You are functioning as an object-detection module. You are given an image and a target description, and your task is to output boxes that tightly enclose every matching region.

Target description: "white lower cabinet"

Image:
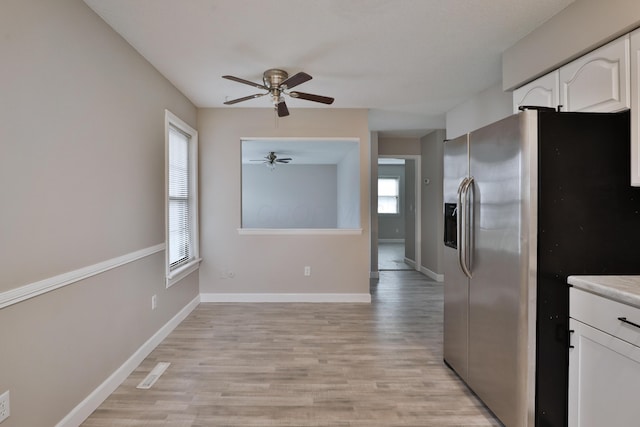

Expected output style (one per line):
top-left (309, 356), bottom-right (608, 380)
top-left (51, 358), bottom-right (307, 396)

top-left (569, 288), bottom-right (640, 427)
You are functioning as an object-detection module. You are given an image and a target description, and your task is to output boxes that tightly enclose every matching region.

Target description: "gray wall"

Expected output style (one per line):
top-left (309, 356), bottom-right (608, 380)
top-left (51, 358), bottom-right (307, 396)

top-left (421, 130), bottom-right (446, 278)
top-left (446, 81), bottom-right (513, 139)
top-left (503, 0), bottom-right (640, 90)
top-left (369, 132), bottom-right (379, 276)
top-left (337, 144), bottom-right (361, 229)
top-left (198, 108), bottom-right (371, 297)
top-left (404, 160), bottom-right (417, 262)
top-left (378, 164), bottom-right (406, 240)
top-left (242, 164), bottom-right (338, 228)
top-left (0, 0), bottom-right (199, 426)
top-left (379, 136), bottom-right (421, 156)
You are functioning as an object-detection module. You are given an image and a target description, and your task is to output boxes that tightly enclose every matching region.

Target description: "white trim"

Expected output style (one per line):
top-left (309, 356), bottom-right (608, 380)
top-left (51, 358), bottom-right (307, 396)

top-left (404, 257), bottom-right (417, 269)
top-left (237, 228), bottom-right (363, 235)
top-left (200, 293), bottom-right (371, 303)
top-left (56, 295), bottom-right (200, 427)
top-left (0, 244), bottom-right (165, 310)
top-left (166, 258), bottom-right (202, 287)
top-left (378, 238), bottom-right (405, 243)
top-left (165, 110), bottom-right (199, 289)
top-left (374, 154), bottom-right (422, 277)
top-left (420, 266), bottom-right (445, 282)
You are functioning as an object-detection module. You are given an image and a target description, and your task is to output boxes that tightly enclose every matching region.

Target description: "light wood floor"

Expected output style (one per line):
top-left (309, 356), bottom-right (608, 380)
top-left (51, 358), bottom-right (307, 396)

top-left (82, 271), bottom-right (501, 426)
top-left (378, 242), bottom-right (413, 271)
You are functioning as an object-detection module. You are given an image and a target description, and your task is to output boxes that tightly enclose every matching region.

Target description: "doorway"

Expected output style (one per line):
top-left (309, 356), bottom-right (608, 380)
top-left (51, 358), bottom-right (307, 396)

top-left (377, 156), bottom-right (421, 272)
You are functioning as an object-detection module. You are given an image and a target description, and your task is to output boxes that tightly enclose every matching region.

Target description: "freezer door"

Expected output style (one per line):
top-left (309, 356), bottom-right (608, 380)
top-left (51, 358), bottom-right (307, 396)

top-left (443, 135), bottom-right (470, 380)
top-left (467, 113), bottom-right (536, 427)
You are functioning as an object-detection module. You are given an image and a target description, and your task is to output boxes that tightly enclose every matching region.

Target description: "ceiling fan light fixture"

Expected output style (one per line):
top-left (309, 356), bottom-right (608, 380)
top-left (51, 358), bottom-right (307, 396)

top-left (222, 68), bottom-right (334, 116)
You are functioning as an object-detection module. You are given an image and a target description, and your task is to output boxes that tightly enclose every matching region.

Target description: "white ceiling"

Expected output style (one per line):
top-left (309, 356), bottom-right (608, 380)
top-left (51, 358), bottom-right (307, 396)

top-left (83, 0), bottom-right (574, 137)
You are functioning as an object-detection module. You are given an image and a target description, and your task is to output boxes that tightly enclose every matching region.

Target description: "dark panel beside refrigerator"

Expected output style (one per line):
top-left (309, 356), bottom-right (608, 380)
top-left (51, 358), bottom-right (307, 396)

top-left (536, 109), bottom-right (640, 427)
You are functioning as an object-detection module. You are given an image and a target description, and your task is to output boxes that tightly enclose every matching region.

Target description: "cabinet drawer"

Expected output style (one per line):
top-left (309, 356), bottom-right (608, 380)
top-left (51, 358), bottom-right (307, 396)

top-left (570, 287), bottom-right (640, 346)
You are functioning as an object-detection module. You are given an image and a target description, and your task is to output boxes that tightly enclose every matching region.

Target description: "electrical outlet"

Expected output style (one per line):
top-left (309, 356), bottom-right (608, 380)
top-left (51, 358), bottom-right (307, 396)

top-left (304, 266), bottom-right (311, 276)
top-left (0, 390), bottom-right (10, 423)
top-left (151, 295), bottom-right (157, 310)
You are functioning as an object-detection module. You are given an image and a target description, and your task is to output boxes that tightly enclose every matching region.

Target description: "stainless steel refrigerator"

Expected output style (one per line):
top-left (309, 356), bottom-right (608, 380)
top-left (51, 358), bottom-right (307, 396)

top-left (443, 108), bottom-right (640, 427)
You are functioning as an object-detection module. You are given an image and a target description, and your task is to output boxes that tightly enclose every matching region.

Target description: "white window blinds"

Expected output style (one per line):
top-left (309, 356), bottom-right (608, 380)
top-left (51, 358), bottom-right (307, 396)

top-left (168, 125), bottom-right (191, 269)
top-left (378, 177), bottom-right (400, 214)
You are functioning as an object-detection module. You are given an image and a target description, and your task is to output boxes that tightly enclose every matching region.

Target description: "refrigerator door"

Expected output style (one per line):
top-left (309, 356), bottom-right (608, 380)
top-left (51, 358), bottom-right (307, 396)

top-left (467, 113), bottom-right (536, 427)
top-left (443, 135), bottom-right (470, 380)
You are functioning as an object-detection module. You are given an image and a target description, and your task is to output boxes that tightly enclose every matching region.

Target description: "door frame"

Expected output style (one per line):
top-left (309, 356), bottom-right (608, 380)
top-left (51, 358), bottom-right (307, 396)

top-left (373, 154), bottom-right (422, 274)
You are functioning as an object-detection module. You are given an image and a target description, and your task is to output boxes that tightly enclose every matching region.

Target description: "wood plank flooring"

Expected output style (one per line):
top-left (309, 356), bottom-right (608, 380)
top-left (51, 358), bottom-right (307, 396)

top-left (82, 271), bottom-right (501, 426)
top-left (378, 242), bottom-right (413, 271)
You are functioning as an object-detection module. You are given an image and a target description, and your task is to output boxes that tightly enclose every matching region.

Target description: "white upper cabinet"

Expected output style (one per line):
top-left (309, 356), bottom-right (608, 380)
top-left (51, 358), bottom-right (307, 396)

top-left (559, 35), bottom-right (630, 113)
top-left (630, 28), bottom-right (640, 186)
top-left (512, 71), bottom-right (559, 113)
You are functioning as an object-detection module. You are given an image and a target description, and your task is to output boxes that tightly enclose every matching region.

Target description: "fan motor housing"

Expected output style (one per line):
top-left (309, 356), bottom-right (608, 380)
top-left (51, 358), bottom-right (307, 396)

top-left (263, 69), bottom-right (288, 88)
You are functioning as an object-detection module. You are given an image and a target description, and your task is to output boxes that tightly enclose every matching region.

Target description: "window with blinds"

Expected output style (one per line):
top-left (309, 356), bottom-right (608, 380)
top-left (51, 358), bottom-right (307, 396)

top-left (165, 110), bottom-right (199, 286)
top-left (378, 177), bottom-right (400, 214)
top-left (168, 126), bottom-right (191, 268)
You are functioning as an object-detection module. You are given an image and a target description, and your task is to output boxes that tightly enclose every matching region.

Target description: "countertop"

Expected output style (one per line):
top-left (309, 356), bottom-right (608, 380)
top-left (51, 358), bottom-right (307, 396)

top-left (568, 276), bottom-right (640, 309)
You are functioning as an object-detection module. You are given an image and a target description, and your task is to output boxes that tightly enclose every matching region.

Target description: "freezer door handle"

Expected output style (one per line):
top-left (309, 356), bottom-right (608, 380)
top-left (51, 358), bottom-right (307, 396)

top-left (456, 178), bottom-right (468, 277)
top-left (457, 177), bottom-right (474, 279)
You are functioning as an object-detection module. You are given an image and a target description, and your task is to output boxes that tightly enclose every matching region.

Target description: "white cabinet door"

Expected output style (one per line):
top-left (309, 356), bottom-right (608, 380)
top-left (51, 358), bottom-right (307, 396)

top-left (631, 29), bottom-right (640, 186)
top-left (512, 71), bottom-right (559, 113)
top-left (568, 318), bottom-right (640, 427)
top-left (560, 35), bottom-right (630, 112)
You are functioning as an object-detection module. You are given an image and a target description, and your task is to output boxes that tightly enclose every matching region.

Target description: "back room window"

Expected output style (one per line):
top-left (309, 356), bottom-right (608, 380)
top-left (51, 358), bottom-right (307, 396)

top-left (378, 177), bottom-right (400, 214)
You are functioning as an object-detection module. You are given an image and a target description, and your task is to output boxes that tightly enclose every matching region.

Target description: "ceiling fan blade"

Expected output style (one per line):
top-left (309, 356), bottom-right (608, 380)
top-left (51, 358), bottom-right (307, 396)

top-left (223, 93), bottom-right (267, 105)
top-left (276, 158), bottom-right (292, 163)
top-left (281, 72), bottom-right (312, 89)
top-left (289, 91), bottom-right (334, 105)
top-left (277, 100), bottom-right (290, 117)
top-left (222, 75), bottom-right (268, 90)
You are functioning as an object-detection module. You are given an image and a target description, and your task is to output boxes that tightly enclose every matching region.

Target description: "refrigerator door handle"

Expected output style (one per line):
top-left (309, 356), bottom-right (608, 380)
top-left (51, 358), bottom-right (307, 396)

top-left (465, 177), bottom-right (475, 276)
top-left (456, 177), bottom-right (470, 276)
top-left (460, 177), bottom-right (474, 279)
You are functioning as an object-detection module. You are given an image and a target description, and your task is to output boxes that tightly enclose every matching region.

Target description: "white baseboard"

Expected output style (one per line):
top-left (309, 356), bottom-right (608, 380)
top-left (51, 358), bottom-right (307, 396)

top-left (200, 293), bottom-right (371, 303)
top-left (420, 266), bottom-right (444, 282)
top-left (56, 295), bottom-right (200, 427)
top-left (403, 257), bottom-right (417, 269)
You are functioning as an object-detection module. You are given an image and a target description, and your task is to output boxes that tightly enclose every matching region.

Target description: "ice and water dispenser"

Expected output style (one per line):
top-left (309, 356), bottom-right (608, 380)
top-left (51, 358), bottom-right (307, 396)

top-left (444, 203), bottom-right (457, 249)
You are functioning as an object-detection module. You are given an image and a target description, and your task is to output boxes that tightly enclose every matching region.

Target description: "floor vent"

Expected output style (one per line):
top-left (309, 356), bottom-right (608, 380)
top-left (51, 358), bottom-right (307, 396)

top-left (136, 362), bottom-right (170, 390)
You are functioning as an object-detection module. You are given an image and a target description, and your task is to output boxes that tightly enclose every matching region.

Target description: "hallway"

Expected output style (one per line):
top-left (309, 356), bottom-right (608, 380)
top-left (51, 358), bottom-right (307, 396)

top-left (378, 242), bottom-right (414, 271)
top-left (82, 271), bottom-right (500, 426)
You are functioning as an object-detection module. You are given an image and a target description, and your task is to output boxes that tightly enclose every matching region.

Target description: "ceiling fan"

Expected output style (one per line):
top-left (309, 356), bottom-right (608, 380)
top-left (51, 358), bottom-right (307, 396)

top-left (223, 69), bottom-right (334, 117)
top-left (250, 151), bottom-right (292, 169)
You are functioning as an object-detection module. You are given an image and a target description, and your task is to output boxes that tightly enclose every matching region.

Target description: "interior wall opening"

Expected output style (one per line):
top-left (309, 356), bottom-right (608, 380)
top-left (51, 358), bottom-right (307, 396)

top-left (377, 157), bottom-right (420, 271)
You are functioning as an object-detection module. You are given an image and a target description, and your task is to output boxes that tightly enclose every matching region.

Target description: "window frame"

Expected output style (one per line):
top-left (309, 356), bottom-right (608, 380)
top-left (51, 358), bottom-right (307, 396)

top-left (377, 176), bottom-right (401, 215)
top-left (165, 110), bottom-right (200, 287)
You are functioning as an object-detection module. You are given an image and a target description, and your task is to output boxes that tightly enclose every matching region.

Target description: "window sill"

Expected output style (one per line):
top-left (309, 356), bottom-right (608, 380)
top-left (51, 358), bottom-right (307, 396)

top-left (237, 228), bottom-right (363, 236)
top-left (166, 258), bottom-right (202, 288)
